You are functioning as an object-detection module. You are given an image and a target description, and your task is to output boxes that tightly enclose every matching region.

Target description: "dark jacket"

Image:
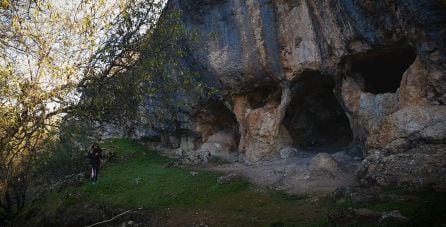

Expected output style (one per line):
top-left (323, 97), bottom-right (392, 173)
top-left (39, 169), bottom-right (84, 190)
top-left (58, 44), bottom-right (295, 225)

top-left (88, 147), bottom-right (102, 167)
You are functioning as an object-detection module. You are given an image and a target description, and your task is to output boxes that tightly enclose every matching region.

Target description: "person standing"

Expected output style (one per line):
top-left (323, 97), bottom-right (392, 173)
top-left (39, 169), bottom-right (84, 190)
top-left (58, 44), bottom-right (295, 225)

top-left (88, 143), bottom-right (102, 184)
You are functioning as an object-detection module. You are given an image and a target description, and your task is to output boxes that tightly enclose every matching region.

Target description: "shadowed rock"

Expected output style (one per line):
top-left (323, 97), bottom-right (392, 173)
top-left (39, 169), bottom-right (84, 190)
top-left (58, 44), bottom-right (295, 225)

top-left (148, 0), bottom-right (446, 188)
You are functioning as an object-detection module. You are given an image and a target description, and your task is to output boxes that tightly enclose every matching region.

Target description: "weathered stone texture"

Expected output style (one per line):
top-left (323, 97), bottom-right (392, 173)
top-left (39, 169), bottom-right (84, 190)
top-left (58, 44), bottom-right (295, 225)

top-left (162, 0), bottom-right (446, 187)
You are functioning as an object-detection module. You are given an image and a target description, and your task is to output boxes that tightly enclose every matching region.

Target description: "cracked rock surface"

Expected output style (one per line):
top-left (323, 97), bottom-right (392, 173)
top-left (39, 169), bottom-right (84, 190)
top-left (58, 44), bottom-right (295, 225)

top-left (155, 0), bottom-right (446, 188)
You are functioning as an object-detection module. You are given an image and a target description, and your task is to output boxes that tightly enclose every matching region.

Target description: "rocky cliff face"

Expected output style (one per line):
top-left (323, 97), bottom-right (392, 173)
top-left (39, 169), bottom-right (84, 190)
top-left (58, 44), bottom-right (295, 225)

top-left (161, 0), bottom-right (446, 188)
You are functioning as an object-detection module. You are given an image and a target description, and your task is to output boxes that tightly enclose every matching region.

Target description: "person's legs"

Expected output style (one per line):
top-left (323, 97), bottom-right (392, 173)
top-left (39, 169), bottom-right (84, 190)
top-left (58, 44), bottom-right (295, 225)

top-left (91, 167), bottom-right (95, 181)
top-left (95, 165), bottom-right (100, 181)
top-left (93, 167), bottom-right (98, 182)
top-left (91, 166), bottom-right (98, 183)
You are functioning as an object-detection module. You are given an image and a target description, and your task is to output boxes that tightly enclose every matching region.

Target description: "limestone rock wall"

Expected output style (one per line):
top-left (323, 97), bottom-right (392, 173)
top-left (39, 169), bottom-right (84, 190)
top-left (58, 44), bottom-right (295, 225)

top-left (163, 0), bottom-right (446, 187)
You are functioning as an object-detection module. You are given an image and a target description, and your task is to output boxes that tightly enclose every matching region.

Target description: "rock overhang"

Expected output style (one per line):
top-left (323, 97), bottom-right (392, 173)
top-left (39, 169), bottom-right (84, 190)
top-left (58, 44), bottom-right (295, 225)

top-left (158, 0), bottom-right (446, 188)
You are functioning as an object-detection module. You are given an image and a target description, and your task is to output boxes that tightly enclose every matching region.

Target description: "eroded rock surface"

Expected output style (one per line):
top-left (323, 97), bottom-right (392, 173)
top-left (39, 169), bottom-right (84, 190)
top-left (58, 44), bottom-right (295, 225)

top-left (159, 0), bottom-right (446, 188)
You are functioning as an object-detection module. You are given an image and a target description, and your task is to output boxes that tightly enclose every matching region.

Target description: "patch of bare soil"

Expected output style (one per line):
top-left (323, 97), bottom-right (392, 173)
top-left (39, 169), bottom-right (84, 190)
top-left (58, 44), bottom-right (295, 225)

top-left (203, 150), bottom-right (361, 195)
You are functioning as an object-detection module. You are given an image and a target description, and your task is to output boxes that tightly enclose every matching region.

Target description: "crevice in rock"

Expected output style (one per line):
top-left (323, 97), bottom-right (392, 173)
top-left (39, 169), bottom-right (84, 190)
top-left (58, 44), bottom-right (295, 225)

top-left (348, 47), bottom-right (416, 94)
top-left (284, 71), bottom-right (353, 150)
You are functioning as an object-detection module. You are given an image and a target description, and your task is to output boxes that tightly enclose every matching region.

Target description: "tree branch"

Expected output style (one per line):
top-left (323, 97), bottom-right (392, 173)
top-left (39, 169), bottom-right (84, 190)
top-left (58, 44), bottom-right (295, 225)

top-left (84, 210), bottom-right (131, 227)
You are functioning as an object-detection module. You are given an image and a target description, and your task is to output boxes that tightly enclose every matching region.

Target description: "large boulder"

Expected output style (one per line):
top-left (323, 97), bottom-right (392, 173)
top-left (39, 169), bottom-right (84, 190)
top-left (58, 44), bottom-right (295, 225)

top-left (199, 131), bottom-right (239, 162)
top-left (309, 153), bottom-right (343, 176)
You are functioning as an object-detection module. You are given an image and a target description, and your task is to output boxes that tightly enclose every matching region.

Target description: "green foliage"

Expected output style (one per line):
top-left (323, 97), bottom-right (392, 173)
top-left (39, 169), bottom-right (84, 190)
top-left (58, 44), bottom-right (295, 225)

top-left (34, 117), bottom-right (99, 181)
top-left (0, 0), bottom-right (173, 216)
top-left (76, 7), bottom-right (214, 133)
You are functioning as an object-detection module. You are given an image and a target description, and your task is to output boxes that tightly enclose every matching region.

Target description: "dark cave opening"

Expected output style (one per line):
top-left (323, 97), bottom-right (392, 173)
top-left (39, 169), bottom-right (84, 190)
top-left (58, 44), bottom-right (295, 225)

top-left (195, 100), bottom-right (240, 144)
top-left (284, 71), bottom-right (353, 150)
top-left (350, 47), bottom-right (416, 94)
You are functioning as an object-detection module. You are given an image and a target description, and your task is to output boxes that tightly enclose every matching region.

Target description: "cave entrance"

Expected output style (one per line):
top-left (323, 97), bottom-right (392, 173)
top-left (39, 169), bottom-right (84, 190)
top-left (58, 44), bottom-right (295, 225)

top-left (194, 100), bottom-right (240, 145)
top-left (284, 71), bottom-right (353, 150)
top-left (349, 47), bottom-right (416, 94)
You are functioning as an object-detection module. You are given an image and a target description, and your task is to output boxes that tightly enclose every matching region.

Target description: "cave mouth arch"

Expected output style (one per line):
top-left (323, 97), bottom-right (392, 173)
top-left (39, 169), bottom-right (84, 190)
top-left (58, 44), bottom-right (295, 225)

top-left (349, 47), bottom-right (416, 94)
top-left (194, 100), bottom-right (240, 145)
top-left (284, 71), bottom-right (353, 150)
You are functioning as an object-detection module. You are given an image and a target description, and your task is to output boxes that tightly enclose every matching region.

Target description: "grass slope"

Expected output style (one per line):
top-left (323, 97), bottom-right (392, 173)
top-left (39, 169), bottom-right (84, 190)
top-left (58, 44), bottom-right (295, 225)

top-left (18, 139), bottom-right (327, 226)
top-left (14, 139), bottom-right (446, 227)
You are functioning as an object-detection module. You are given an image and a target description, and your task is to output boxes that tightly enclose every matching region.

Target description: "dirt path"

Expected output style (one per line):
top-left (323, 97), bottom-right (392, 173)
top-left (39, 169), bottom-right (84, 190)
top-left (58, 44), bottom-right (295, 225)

top-left (202, 150), bottom-right (361, 194)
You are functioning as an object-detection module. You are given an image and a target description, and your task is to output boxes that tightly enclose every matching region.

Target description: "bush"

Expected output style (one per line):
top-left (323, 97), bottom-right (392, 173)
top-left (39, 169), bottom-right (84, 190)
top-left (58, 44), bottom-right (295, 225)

top-left (35, 117), bottom-right (100, 181)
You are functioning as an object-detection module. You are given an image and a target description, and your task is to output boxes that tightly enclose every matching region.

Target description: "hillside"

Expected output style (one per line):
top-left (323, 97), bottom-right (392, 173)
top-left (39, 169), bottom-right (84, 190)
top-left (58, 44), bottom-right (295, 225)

top-left (12, 139), bottom-right (446, 226)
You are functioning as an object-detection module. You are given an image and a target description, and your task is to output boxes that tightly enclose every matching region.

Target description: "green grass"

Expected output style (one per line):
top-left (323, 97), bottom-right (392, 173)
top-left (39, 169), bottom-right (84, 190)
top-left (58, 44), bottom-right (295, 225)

top-left (17, 139), bottom-right (446, 226)
top-left (46, 139), bottom-right (249, 210)
top-left (80, 157), bottom-right (249, 209)
top-left (323, 187), bottom-right (446, 227)
top-left (102, 138), bottom-right (147, 156)
top-left (23, 139), bottom-right (326, 226)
